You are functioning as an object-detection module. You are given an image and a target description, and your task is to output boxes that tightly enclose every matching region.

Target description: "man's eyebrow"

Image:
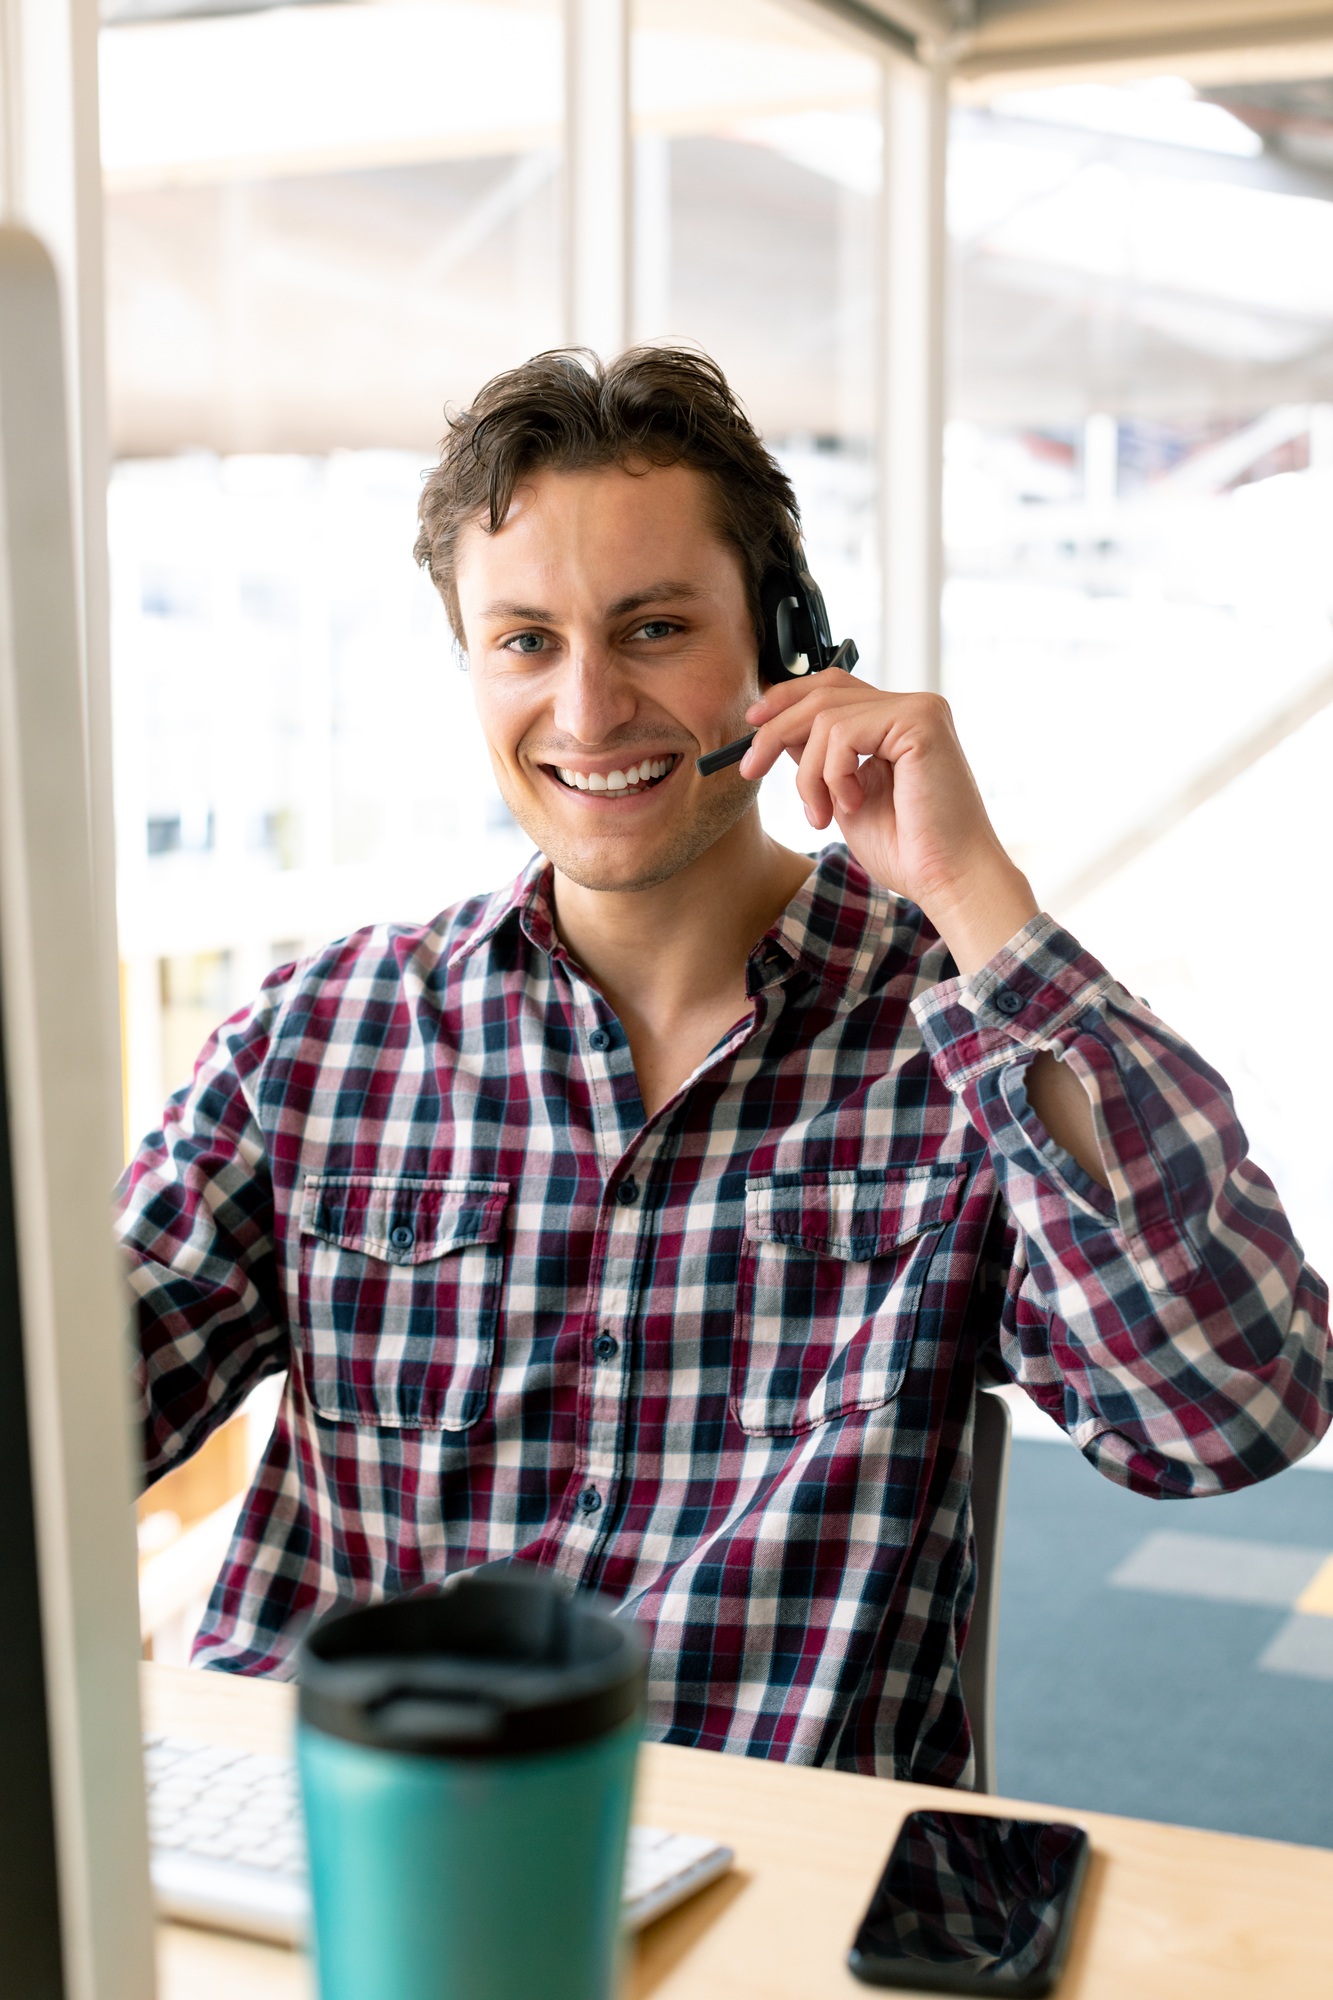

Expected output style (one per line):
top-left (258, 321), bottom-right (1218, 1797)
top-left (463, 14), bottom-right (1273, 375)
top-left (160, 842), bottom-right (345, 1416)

top-left (477, 581), bottom-right (705, 625)
top-left (607, 581), bottom-right (703, 618)
top-left (478, 599), bottom-right (552, 622)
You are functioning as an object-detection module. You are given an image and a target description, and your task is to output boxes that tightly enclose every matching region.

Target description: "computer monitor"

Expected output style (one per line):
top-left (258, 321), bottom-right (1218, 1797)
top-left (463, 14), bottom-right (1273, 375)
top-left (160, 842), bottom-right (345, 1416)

top-left (0, 225), bottom-right (154, 1999)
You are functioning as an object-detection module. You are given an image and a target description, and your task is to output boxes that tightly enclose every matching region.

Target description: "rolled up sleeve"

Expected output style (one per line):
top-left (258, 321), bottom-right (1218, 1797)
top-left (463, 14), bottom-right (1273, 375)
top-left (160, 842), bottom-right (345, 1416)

top-left (913, 913), bottom-right (1332, 1496)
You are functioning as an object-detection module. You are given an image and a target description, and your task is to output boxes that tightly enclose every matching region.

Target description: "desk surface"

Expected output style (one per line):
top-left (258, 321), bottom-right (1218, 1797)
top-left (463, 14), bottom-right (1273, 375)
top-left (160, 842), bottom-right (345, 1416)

top-left (145, 1661), bottom-right (1333, 2000)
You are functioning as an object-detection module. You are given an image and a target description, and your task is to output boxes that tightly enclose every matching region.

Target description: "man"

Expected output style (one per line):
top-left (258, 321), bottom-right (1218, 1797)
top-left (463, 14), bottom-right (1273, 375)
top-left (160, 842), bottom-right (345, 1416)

top-left (120, 347), bottom-right (1330, 1786)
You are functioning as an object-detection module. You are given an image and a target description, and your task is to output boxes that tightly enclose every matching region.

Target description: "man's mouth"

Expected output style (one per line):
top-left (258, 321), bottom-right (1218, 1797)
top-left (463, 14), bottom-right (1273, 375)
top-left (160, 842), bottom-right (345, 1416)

top-left (542, 754), bottom-right (682, 795)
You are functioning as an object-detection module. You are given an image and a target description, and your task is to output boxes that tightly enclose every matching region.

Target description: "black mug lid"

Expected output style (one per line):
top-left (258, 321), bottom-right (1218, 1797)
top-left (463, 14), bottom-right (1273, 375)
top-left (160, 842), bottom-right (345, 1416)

top-left (297, 1569), bottom-right (647, 1761)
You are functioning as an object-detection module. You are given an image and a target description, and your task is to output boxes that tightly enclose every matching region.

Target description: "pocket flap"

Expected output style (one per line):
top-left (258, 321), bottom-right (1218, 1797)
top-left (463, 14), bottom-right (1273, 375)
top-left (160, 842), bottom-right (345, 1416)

top-left (299, 1175), bottom-right (509, 1266)
top-left (744, 1163), bottom-right (965, 1261)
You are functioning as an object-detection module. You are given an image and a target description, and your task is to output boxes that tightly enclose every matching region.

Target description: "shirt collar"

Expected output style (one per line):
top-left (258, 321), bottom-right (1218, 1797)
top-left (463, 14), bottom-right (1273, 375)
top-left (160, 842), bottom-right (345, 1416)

top-left (444, 851), bottom-right (549, 971)
top-left (445, 842), bottom-right (897, 1008)
top-left (755, 844), bottom-right (900, 1006)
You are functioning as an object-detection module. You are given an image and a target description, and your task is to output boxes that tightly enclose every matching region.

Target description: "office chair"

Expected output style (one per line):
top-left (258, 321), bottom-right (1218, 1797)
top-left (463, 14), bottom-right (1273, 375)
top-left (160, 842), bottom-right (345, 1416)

top-left (958, 1385), bottom-right (1013, 1796)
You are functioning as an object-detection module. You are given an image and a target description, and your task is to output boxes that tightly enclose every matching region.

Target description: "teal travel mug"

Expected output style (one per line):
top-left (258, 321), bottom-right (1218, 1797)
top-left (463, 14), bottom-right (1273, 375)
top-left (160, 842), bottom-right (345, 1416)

top-left (296, 1570), bottom-right (646, 2000)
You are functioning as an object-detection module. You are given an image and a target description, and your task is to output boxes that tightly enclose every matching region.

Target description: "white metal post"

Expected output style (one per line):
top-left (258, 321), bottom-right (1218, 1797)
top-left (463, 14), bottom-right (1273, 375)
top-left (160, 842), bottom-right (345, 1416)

top-left (0, 8), bottom-right (151, 1998)
top-left (632, 129), bottom-right (671, 342)
top-left (877, 50), bottom-right (949, 693)
top-left (563, 0), bottom-right (631, 356)
top-left (0, 0), bottom-right (118, 984)
top-left (0, 225), bottom-right (155, 2000)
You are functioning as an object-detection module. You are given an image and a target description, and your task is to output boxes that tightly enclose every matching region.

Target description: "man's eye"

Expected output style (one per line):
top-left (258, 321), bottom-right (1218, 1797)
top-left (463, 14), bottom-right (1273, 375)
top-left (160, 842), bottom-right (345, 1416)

top-left (632, 620), bottom-right (678, 642)
top-left (504, 632), bottom-right (547, 655)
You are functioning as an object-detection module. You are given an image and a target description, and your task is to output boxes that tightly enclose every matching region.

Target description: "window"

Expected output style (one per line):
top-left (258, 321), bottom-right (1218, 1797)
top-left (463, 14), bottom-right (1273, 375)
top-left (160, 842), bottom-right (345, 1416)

top-left (945, 73), bottom-right (1333, 1275)
top-left (632, 0), bottom-right (883, 848)
top-left (103, 0), bottom-right (563, 1145)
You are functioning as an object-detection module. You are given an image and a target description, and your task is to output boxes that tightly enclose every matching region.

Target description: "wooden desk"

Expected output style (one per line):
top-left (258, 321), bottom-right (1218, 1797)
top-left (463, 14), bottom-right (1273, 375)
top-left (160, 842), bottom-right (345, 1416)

top-left (145, 1662), bottom-right (1333, 2000)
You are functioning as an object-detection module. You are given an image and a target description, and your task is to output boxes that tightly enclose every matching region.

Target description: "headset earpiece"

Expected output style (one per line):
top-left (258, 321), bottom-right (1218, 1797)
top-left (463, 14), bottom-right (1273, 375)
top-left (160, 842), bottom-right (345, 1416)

top-left (758, 558), bottom-right (836, 683)
top-left (698, 558), bottom-right (857, 774)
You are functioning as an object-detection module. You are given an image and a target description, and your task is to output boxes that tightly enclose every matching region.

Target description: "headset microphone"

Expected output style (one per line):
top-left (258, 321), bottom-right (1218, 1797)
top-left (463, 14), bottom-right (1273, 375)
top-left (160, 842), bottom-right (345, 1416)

top-left (696, 555), bottom-right (859, 777)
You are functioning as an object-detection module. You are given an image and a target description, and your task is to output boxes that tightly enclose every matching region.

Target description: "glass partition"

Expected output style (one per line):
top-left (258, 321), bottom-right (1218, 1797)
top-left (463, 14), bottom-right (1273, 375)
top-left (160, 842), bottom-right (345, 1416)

top-left (944, 73), bottom-right (1333, 1278)
top-left (104, 0), bottom-right (567, 1654)
top-left (102, 0), bottom-right (562, 1152)
top-left (631, 0), bottom-right (883, 849)
top-left (102, 0), bottom-right (563, 456)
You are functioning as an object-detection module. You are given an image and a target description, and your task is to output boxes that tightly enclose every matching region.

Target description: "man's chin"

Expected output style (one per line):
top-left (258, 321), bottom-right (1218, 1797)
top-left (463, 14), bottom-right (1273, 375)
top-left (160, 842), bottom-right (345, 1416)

top-left (506, 785), bottom-right (758, 896)
top-left (544, 847), bottom-right (699, 895)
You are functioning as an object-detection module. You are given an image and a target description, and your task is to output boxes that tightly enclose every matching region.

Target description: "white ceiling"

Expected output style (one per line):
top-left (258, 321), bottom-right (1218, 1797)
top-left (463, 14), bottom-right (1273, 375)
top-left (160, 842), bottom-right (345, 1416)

top-left (835, 0), bottom-right (1333, 88)
top-left (99, 0), bottom-right (1333, 77)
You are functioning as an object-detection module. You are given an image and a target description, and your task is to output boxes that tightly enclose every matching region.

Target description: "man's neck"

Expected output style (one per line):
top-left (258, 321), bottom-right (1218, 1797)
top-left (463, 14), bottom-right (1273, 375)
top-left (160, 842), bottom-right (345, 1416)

top-left (550, 813), bottom-right (816, 1117)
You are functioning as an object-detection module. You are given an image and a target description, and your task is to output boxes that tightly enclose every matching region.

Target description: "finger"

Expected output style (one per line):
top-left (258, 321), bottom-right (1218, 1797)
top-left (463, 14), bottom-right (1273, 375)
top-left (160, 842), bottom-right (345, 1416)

top-left (745, 666), bottom-right (865, 725)
top-left (741, 688), bottom-right (878, 774)
top-left (736, 688), bottom-right (851, 779)
top-left (735, 718), bottom-right (790, 782)
top-left (820, 714), bottom-right (874, 818)
top-left (793, 710), bottom-right (840, 827)
top-left (815, 710), bottom-right (901, 821)
top-left (742, 696), bottom-right (894, 802)
top-left (738, 698), bottom-right (831, 790)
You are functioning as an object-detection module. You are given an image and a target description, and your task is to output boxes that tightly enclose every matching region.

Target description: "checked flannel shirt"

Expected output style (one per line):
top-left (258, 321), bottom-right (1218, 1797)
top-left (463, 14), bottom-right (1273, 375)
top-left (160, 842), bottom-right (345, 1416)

top-left (119, 846), bottom-right (1332, 1785)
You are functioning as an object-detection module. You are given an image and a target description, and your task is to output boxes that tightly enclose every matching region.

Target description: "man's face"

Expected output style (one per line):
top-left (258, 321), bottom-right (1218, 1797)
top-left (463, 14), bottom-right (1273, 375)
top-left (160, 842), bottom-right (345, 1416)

top-left (454, 460), bottom-right (762, 894)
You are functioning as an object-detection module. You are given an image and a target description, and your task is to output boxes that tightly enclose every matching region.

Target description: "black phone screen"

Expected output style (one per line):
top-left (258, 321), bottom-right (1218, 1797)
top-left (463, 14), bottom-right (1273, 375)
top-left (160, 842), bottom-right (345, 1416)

top-left (847, 1809), bottom-right (1090, 1996)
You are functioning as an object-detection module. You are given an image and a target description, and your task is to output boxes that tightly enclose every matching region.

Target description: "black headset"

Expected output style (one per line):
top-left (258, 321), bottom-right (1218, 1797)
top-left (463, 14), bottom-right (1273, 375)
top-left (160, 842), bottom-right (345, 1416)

top-left (758, 557), bottom-right (839, 683)
top-left (696, 550), bottom-right (858, 774)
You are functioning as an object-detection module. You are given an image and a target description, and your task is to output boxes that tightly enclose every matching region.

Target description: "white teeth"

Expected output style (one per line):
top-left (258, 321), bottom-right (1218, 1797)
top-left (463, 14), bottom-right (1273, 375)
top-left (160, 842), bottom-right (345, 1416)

top-left (554, 755), bottom-right (675, 792)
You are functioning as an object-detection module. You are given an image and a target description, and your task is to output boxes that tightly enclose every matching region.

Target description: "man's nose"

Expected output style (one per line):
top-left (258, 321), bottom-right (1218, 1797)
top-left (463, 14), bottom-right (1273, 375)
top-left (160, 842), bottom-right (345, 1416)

top-left (550, 641), bottom-right (638, 744)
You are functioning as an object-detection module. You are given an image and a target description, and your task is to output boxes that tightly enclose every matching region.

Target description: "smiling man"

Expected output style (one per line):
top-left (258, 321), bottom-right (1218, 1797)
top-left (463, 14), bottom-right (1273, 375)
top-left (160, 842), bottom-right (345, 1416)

top-left (119, 348), bottom-right (1331, 1785)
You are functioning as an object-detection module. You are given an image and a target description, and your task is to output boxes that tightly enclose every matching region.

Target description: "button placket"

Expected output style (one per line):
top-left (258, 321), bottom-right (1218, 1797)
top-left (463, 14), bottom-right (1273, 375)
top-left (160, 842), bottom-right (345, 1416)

top-left (562, 965), bottom-right (636, 1172)
top-left (558, 1160), bottom-right (651, 1576)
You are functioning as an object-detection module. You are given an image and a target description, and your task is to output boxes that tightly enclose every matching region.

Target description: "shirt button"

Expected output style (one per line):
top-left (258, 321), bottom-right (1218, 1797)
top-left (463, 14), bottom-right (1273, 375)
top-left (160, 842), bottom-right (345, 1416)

top-left (389, 1224), bottom-right (415, 1249)
top-left (594, 1332), bottom-right (619, 1361)
top-left (578, 1486), bottom-right (602, 1515)
top-left (588, 1027), bottom-right (611, 1052)
top-left (994, 990), bottom-right (1025, 1016)
top-left (615, 1179), bottom-right (638, 1206)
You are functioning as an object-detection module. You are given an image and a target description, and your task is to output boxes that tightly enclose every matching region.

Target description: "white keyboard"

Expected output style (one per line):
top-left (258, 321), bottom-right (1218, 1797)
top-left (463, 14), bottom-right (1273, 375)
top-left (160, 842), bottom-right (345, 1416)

top-left (145, 1733), bottom-right (734, 1945)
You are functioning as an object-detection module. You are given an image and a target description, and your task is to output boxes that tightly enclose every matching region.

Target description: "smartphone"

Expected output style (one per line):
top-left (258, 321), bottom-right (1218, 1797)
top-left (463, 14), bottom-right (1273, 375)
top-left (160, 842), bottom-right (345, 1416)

top-left (847, 1808), bottom-right (1090, 1996)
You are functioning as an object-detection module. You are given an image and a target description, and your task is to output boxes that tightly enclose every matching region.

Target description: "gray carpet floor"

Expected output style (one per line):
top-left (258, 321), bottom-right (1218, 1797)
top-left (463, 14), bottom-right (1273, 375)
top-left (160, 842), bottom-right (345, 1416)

top-left (994, 1439), bottom-right (1333, 1848)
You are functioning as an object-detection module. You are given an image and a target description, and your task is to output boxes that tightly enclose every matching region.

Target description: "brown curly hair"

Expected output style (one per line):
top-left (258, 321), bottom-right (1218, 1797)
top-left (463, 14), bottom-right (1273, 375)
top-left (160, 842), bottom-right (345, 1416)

top-left (413, 346), bottom-right (803, 645)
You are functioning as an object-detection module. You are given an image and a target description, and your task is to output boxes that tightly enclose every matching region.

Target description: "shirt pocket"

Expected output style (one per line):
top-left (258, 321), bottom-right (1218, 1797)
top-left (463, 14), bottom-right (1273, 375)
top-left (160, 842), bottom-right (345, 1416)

top-left (730, 1164), bottom-right (966, 1437)
top-left (297, 1175), bottom-right (509, 1431)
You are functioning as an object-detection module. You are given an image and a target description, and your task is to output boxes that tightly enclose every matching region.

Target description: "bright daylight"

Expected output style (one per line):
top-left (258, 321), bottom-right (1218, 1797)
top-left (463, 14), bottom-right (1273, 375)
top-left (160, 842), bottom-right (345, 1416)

top-left (0, 4), bottom-right (1330, 1998)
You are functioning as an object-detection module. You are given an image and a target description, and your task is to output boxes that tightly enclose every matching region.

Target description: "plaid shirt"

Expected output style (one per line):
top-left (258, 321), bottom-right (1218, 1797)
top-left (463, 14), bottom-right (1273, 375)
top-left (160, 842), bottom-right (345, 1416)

top-left (120, 847), bottom-right (1331, 1784)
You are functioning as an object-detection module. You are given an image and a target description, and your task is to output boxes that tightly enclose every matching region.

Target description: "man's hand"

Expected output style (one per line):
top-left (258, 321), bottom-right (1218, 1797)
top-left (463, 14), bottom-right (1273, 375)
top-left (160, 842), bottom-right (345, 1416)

top-left (739, 669), bottom-right (1038, 978)
top-left (741, 670), bottom-right (1109, 1186)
